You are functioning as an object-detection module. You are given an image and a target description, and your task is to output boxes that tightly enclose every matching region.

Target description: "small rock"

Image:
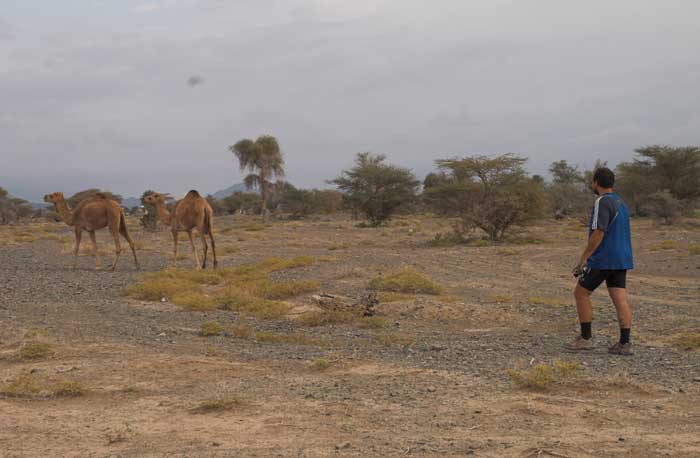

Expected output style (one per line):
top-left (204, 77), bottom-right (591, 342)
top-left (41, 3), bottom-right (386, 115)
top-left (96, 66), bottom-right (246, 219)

top-left (157, 332), bottom-right (166, 337)
top-left (212, 442), bottom-right (221, 447)
top-left (427, 386), bottom-right (437, 393)
top-left (693, 377), bottom-right (700, 383)
top-left (335, 442), bottom-right (351, 450)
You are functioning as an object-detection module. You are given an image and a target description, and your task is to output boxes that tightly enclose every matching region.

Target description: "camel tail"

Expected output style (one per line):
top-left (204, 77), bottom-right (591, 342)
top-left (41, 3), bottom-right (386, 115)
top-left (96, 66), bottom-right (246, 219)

top-left (203, 207), bottom-right (213, 235)
top-left (119, 209), bottom-right (140, 269)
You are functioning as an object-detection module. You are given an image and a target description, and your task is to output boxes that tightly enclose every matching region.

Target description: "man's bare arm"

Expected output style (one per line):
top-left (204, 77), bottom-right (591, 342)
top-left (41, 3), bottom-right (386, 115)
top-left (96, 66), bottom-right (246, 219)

top-left (578, 230), bottom-right (605, 267)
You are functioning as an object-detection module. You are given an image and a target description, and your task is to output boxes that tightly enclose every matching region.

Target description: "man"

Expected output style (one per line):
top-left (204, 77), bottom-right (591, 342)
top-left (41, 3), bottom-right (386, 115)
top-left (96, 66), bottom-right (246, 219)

top-left (567, 167), bottom-right (634, 355)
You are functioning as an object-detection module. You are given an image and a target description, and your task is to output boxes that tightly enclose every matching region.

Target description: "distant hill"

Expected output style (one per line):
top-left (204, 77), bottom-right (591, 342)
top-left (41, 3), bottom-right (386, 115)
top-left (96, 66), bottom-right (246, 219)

top-left (211, 183), bottom-right (256, 200)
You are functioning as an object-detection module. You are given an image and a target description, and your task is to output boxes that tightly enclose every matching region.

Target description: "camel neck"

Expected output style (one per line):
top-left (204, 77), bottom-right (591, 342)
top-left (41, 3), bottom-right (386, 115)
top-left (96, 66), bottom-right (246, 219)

top-left (54, 199), bottom-right (74, 226)
top-left (155, 202), bottom-right (172, 225)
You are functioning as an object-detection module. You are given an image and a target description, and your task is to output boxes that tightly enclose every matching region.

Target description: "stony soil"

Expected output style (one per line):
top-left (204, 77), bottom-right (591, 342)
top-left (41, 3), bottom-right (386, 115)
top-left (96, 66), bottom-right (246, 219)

top-left (1, 215), bottom-right (699, 457)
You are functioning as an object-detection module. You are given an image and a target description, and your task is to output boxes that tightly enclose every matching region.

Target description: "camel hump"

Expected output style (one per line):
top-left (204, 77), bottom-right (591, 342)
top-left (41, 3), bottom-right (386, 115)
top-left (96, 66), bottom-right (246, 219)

top-left (185, 190), bottom-right (201, 199)
top-left (94, 192), bottom-right (108, 199)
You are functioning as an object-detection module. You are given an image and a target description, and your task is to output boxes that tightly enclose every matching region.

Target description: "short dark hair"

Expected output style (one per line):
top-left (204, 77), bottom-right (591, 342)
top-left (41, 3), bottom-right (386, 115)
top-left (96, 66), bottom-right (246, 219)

top-left (593, 167), bottom-right (615, 188)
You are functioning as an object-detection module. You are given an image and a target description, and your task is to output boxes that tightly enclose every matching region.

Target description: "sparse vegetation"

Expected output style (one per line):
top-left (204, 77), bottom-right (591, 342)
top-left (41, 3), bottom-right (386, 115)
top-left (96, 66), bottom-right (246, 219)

top-left (308, 358), bottom-right (331, 371)
top-left (649, 240), bottom-right (680, 251)
top-left (507, 360), bottom-right (581, 389)
top-left (374, 333), bottom-right (416, 348)
top-left (671, 332), bottom-right (700, 351)
top-left (297, 310), bottom-right (358, 327)
top-left (16, 342), bottom-right (54, 360)
top-left (191, 396), bottom-right (242, 414)
top-left (198, 321), bottom-right (224, 336)
top-left (1, 372), bottom-right (86, 399)
top-left (368, 268), bottom-right (442, 295)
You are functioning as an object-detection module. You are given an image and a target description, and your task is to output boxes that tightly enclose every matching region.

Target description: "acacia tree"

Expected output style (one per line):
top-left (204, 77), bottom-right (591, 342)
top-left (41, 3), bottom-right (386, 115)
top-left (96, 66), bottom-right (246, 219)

top-left (616, 145), bottom-right (700, 219)
top-left (0, 187), bottom-right (32, 225)
top-left (330, 153), bottom-right (419, 226)
top-left (229, 135), bottom-right (285, 221)
top-left (425, 154), bottom-right (545, 241)
top-left (546, 160), bottom-right (591, 218)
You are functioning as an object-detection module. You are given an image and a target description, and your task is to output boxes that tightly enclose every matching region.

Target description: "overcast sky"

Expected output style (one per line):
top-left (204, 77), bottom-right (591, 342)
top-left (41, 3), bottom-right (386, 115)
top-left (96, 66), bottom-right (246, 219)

top-left (1, 0), bottom-right (699, 201)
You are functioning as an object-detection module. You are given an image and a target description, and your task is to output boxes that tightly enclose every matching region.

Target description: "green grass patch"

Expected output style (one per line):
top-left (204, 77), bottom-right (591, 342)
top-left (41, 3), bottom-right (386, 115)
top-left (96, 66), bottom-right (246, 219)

top-left (368, 268), bottom-right (442, 295)
top-left (171, 291), bottom-right (218, 311)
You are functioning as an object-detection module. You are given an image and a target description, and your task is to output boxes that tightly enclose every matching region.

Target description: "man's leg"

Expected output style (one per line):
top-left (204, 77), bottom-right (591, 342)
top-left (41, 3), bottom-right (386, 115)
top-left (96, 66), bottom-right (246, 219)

top-left (565, 282), bottom-right (597, 351)
top-left (608, 285), bottom-right (633, 355)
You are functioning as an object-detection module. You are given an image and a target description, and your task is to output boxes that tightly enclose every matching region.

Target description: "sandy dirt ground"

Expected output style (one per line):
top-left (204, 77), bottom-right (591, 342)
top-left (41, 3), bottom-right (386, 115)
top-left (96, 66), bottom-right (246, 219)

top-left (1, 214), bottom-right (699, 457)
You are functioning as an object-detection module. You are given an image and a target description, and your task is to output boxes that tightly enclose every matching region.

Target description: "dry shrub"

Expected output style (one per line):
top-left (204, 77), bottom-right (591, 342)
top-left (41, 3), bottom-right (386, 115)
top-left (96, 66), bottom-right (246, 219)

top-left (1, 373), bottom-right (86, 399)
top-left (198, 321), bottom-right (224, 336)
top-left (508, 360), bottom-right (581, 389)
top-left (124, 256), bottom-right (314, 318)
top-left (191, 396), bottom-right (241, 414)
top-left (490, 294), bottom-right (512, 303)
top-left (689, 244), bottom-right (700, 255)
top-left (308, 358), bottom-right (331, 371)
top-left (671, 332), bottom-right (700, 351)
top-left (357, 316), bottom-right (389, 329)
top-left (258, 279), bottom-right (320, 300)
top-left (649, 240), bottom-right (680, 251)
top-left (368, 268), bottom-right (442, 295)
top-left (171, 291), bottom-right (217, 311)
top-left (16, 342), bottom-right (54, 360)
top-left (378, 292), bottom-right (415, 302)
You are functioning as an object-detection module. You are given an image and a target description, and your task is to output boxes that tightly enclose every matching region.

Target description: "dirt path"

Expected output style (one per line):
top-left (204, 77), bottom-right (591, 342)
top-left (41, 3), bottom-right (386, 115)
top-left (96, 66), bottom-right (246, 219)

top-left (1, 217), bottom-right (699, 457)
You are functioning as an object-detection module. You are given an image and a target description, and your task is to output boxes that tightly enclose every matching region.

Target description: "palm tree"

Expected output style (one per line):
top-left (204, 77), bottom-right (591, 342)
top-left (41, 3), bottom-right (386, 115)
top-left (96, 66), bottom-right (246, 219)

top-left (229, 135), bottom-right (285, 221)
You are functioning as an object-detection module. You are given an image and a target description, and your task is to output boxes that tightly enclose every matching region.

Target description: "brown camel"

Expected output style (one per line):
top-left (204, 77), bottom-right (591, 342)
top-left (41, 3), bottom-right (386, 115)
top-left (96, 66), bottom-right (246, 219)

top-left (144, 190), bottom-right (217, 270)
top-left (43, 192), bottom-right (140, 271)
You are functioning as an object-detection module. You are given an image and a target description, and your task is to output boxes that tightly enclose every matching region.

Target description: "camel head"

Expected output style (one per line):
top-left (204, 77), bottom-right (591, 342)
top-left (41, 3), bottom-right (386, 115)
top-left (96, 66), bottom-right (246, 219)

top-left (143, 193), bottom-right (167, 206)
top-left (43, 192), bottom-right (65, 204)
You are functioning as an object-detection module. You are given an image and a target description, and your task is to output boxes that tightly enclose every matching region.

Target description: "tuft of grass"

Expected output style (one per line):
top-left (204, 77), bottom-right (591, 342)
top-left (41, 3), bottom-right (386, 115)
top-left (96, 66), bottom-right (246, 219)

top-left (368, 268), bottom-right (443, 295)
top-left (198, 321), bottom-right (224, 337)
top-left (171, 291), bottom-right (217, 311)
top-left (649, 240), bottom-right (680, 251)
top-left (191, 396), bottom-right (242, 414)
top-left (374, 333), bottom-right (416, 349)
top-left (308, 358), bottom-right (331, 371)
top-left (17, 342), bottom-right (53, 360)
top-left (490, 294), bottom-right (512, 303)
top-left (243, 223), bottom-right (266, 232)
top-left (507, 360), bottom-right (581, 389)
top-left (467, 239), bottom-right (490, 247)
top-left (123, 277), bottom-right (201, 301)
top-left (497, 248), bottom-right (520, 256)
top-left (357, 316), bottom-right (389, 329)
top-left (23, 328), bottom-right (49, 340)
top-left (258, 279), bottom-right (320, 300)
top-left (670, 332), bottom-right (700, 351)
top-left (297, 310), bottom-right (358, 327)
top-left (689, 244), bottom-right (700, 255)
top-left (377, 292), bottom-right (414, 303)
top-left (1, 373), bottom-right (86, 399)
top-left (217, 289), bottom-right (291, 319)
top-left (221, 244), bottom-right (238, 255)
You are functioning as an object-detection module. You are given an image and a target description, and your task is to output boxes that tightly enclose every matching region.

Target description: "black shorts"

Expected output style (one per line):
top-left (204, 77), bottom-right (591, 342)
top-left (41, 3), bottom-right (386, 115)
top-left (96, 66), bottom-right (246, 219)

top-left (578, 268), bottom-right (627, 291)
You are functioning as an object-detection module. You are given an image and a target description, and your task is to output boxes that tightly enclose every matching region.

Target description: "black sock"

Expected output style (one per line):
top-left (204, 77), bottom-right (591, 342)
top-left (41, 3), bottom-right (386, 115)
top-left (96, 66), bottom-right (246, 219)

top-left (620, 328), bottom-right (631, 345)
top-left (580, 322), bottom-right (592, 340)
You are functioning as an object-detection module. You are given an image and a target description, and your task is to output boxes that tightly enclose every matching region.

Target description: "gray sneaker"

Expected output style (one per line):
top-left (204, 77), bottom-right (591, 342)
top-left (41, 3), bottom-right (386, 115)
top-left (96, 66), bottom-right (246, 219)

top-left (564, 335), bottom-right (594, 352)
top-left (608, 342), bottom-right (633, 356)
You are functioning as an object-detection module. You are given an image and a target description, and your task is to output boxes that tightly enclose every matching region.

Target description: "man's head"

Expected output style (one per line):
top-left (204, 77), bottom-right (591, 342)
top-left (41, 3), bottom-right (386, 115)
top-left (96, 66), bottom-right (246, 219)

top-left (591, 167), bottom-right (615, 195)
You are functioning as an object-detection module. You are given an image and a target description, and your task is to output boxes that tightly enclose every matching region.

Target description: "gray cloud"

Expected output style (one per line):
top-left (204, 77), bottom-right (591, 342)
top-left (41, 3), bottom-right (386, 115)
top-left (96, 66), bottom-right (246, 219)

top-left (1, 1), bottom-right (699, 201)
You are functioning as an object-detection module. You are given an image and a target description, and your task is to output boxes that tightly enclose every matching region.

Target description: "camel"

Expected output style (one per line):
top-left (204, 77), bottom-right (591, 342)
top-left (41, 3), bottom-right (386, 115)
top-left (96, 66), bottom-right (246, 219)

top-left (144, 190), bottom-right (217, 270)
top-left (43, 192), bottom-right (140, 271)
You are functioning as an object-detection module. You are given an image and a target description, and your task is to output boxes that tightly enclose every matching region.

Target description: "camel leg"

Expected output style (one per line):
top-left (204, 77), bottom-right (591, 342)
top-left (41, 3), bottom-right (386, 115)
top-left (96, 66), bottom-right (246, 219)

top-left (187, 229), bottom-right (201, 270)
top-left (172, 230), bottom-right (179, 267)
top-left (73, 227), bottom-right (83, 269)
top-left (119, 218), bottom-right (140, 270)
top-left (209, 231), bottom-right (218, 269)
top-left (200, 230), bottom-right (208, 269)
top-left (89, 230), bottom-right (101, 270)
top-left (108, 223), bottom-right (122, 272)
